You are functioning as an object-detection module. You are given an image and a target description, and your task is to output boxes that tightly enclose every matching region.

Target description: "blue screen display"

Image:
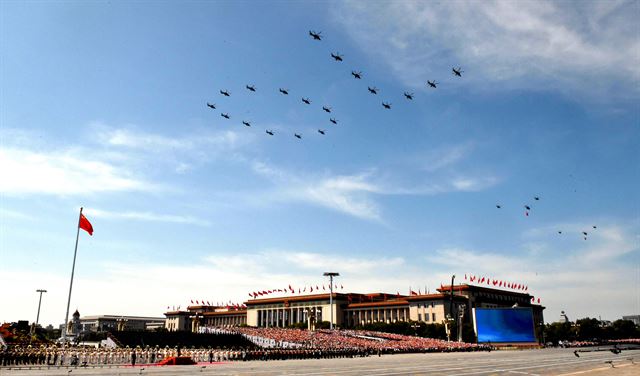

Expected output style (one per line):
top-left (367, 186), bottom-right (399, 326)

top-left (475, 308), bottom-right (536, 343)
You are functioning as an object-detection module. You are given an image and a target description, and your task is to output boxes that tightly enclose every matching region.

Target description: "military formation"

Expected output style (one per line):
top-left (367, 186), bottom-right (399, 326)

top-left (206, 30), bottom-right (462, 139)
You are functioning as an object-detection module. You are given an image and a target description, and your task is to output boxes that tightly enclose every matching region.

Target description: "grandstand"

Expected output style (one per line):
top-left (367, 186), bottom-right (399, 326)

top-left (107, 330), bottom-right (255, 349)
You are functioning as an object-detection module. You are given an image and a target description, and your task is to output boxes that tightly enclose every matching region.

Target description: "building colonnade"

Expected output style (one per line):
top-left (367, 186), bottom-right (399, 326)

top-left (256, 306), bottom-right (322, 327)
top-left (344, 307), bottom-right (410, 327)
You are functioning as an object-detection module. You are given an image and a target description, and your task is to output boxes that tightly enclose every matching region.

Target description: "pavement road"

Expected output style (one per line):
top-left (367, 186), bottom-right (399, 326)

top-left (2, 348), bottom-right (639, 375)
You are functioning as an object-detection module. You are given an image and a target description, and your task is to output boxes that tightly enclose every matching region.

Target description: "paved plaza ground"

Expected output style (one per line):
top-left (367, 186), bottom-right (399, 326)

top-left (2, 348), bottom-right (639, 375)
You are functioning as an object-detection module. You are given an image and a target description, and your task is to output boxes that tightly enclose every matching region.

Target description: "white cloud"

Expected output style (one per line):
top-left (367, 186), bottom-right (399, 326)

top-left (98, 127), bottom-right (247, 154)
top-left (251, 162), bottom-right (383, 221)
top-left (334, 0), bottom-right (639, 101)
top-left (86, 208), bottom-right (211, 227)
top-left (0, 208), bottom-right (35, 221)
top-left (0, 147), bottom-right (153, 196)
top-left (421, 143), bottom-right (475, 172)
top-left (250, 161), bottom-right (498, 221)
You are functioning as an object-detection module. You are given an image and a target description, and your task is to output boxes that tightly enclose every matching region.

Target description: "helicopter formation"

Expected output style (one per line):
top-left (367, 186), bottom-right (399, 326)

top-left (206, 30), bottom-right (599, 241)
top-left (207, 30), bottom-right (462, 140)
top-left (496, 196), bottom-right (598, 240)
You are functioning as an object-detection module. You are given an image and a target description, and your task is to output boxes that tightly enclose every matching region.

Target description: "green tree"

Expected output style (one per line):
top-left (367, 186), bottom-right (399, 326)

top-left (611, 319), bottom-right (639, 339)
top-left (544, 322), bottom-right (574, 345)
top-left (575, 318), bottom-right (601, 341)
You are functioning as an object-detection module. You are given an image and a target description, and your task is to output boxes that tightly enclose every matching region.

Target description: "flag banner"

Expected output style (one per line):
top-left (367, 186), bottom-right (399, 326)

top-left (79, 213), bottom-right (93, 235)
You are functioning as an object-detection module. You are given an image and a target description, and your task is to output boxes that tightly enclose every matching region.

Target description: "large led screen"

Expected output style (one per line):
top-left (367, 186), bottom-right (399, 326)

top-left (474, 308), bottom-right (536, 343)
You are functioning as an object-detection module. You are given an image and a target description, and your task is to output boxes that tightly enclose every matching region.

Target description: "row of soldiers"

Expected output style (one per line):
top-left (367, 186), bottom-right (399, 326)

top-left (1, 345), bottom-right (180, 367)
top-left (1, 343), bottom-right (492, 367)
top-left (0, 344), bottom-right (372, 367)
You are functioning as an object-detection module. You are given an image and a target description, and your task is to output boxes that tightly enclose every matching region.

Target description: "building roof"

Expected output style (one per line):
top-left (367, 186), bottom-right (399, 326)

top-left (437, 284), bottom-right (531, 297)
top-left (405, 293), bottom-right (468, 302)
top-left (202, 310), bottom-right (247, 317)
top-left (80, 315), bottom-right (165, 321)
top-left (245, 293), bottom-right (348, 306)
top-left (347, 300), bottom-right (408, 308)
top-left (164, 311), bottom-right (191, 317)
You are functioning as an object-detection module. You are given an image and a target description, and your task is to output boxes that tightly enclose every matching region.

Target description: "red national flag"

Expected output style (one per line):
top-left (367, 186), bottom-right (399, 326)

top-left (323, 285), bottom-right (326, 290)
top-left (340, 284), bottom-right (343, 289)
top-left (537, 298), bottom-right (540, 303)
top-left (310, 287), bottom-right (314, 292)
top-left (531, 296), bottom-right (534, 302)
top-left (493, 280), bottom-right (498, 286)
top-left (316, 285), bottom-right (319, 290)
top-left (191, 300), bottom-right (194, 304)
top-left (303, 287), bottom-right (307, 292)
top-left (79, 213), bottom-right (93, 235)
top-left (480, 277), bottom-right (485, 283)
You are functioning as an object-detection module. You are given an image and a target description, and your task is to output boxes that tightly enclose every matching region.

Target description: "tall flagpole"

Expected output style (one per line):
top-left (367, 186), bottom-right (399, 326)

top-left (62, 207), bottom-right (83, 341)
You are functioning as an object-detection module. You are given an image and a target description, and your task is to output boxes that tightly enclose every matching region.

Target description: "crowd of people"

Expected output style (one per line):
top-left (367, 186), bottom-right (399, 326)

top-left (1, 327), bottom-right (491, 368)
top-left (231, 327), bottom-right (487, 353)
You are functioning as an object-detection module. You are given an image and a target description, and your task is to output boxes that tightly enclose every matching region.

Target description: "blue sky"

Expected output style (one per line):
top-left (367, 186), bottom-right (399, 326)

top-left (1, 0), bottom-right (638, 327)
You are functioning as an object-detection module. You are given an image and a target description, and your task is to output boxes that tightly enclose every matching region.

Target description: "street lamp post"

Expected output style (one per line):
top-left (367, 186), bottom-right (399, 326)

top-left (323, 272), bottom-right (340, 330)
top-left (446, 275), bottom-right (456, 342)
top-left (32, 289), bottom-right (47, 335)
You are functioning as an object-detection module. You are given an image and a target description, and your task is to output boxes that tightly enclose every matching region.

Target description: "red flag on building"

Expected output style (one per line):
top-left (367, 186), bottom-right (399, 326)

top-left (310, 287), bottom-right (314, 292)
top-left (191, 300), bottom-right (194, 304)
top-left (79, 213), bottom-right (93, 235)
top-left (537, 298), bottom-right (540, 303)
top-left (340, 284), bottom-right (343, 289)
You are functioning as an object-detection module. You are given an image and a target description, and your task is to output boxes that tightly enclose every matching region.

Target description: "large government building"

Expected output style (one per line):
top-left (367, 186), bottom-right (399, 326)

top-left (165, 284), bottom-right (545, 335)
